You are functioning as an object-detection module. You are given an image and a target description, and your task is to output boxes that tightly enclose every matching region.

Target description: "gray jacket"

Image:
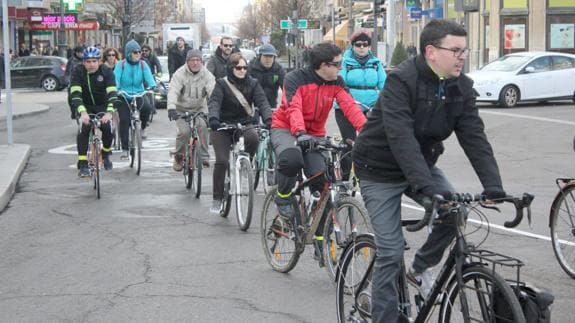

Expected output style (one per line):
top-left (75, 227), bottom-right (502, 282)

top-left (167, 64), bottom-right (215, 113)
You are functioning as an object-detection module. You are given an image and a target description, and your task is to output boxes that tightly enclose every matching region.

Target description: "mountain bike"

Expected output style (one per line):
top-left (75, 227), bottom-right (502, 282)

top-left (550, 178), bottom-right (575, 278)
top-left (252, 127), bottom-right (276, 194)
top-left (85, 112), bottom-right (106, 199)
top-left (260, 137), bottom-right (371, 280)
top-left (172, 111), bottom-right (206, 198)
top-left (217, 124), bottom-right (254, 231)
top-left (118, 90), bottom-right (152, 176)
top-left (336, 192), bottom-right (534, 323)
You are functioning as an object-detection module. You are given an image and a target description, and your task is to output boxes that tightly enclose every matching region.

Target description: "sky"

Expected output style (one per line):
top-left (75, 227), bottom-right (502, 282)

top-left (199, 0), bottom-right (251, 24)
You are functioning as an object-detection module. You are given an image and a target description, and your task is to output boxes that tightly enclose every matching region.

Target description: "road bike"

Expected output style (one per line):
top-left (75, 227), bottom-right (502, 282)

top-left (118, 90), bottom-right (152, 176)
top-left (336, 192), bottom-right (534, 323)
top-left (85, 112), bottom-right (106, 199)
top-left (111, 111), bottom-right (121, 151)
top-left (252, 127), bottom-right (276, 194)
top-left (173, 111), bottom-right (206, 198)
top-left (550, 177), bottom-right (575, 278)
top-left (217, 124), bottom-right (255, 231)
top-left (260, 137), bottom-right (371, 280)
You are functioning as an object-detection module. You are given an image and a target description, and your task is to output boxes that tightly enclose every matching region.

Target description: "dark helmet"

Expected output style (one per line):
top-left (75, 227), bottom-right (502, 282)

top-left (259, 43), bottom-right (277, 56)
top-left (82, 46), bottom-right (101, 60)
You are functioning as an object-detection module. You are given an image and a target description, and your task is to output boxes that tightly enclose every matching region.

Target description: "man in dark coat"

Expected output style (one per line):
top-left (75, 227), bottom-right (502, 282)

top-left (142, 44), bottom-right (162, 77)
top-left (167, 36), bottom-right (191, 79)
top-left (206, 36), bottom-right (235, 79)
top-left (248, 43), bottom-right (285, 108)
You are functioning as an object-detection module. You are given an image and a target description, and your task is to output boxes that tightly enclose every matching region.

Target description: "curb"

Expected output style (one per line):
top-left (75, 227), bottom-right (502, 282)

top-left (0, 144), bottom-right (31, 213)
top-left (0, 104), bottom-right (51, 121)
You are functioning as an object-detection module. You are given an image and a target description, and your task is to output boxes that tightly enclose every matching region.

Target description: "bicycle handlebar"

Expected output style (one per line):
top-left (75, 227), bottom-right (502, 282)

top-left (404, 193), bottom-right (535, 232)
top-left (216, 123), bottom-right (255, 131)
top-left (177, 111), bottom-right (207, 122)
top-left (117, 90), bottom-right (154, 99)
top-left (298, 136), bottom-right (349, 152)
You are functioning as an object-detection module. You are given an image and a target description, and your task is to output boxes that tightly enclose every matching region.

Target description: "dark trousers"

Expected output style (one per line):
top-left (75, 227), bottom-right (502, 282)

top-left (77, 119), bottom-right (114, 157)
top-left (335, 108), bottom-right (359, 181)
top-left (210, 127), bottom-right (258, 200)
top-left (116, 96), bottom-right (152, 151)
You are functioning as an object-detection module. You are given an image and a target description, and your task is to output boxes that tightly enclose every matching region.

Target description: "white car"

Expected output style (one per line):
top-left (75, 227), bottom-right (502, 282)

top-left (468, 51), bottom-right (575, 108)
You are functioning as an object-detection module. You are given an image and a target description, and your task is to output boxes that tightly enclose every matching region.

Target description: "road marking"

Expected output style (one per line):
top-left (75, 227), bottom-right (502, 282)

top-left (480, 110), bottom-right (575, 126)
top-left (49, 137), bottom-right (175, 155)
top-left (400, 202), bottom-right (569, 243)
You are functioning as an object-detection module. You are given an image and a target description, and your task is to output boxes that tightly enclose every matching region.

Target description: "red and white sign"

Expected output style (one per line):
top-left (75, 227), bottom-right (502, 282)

top-left (30, 20), bottom-right (99, 30)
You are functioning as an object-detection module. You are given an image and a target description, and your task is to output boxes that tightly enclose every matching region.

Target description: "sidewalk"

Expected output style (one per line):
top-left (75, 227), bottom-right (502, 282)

top-left (0, 92), bottom-right (51, 212)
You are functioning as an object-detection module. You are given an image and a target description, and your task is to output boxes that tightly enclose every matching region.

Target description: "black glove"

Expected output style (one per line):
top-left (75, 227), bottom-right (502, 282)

top-left (168, 110), bottom-right (179, 121)
top-left (482, 189), bottom-right (507, 201)
top-left (209, 118), bottom-right (221, 131)
top-left (263, 118), bottom-right (272, 130)
top-left (420, 187), bottom-right (452, 201)
top-left (296, 133), bottom-right (314, 152)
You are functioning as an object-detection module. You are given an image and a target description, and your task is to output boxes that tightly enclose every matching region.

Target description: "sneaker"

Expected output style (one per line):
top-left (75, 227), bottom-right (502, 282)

top-left (120, 150), bottom-right (130, 160)
top-left (141, 128), bottom-right (147, 139)
top-left (210, 199), bottom-right (224, 214)
top-left (173, 155), bottom-right (183, 171)
top-left (274, 194), bottom-right (296, 220)
top-left (202, 159), bottom-right (210, 168)
top-left (78, 165), bottom-right (90, 178)
top-left (103, 154), bottom-right (113, 170)
top-left (407, 266), bottom-right (435, 299)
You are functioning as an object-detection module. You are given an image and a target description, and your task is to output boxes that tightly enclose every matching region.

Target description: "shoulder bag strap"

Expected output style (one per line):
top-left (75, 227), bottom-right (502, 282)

top-left (222, 77), bottom-right (254, 117)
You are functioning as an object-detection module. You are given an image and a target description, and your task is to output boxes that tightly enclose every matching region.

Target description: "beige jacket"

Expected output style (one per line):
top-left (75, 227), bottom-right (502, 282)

top-left (167, 64), bottom-right (215, 113)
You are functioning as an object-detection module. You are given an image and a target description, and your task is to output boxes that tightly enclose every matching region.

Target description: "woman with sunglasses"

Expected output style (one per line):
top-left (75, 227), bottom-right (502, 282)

top-left (207, 52), bottom-right (273, 214)
top-left (102, 48), bottom-right (120, 70)
top-left (335, 29), bottom-right (386, 181)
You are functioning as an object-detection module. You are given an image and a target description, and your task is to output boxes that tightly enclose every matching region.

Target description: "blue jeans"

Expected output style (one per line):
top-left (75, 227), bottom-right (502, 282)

top-left (359, 167), bottom-right (456, 323)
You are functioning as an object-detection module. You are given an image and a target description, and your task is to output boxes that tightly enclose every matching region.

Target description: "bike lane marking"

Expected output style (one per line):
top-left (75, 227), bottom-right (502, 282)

top-left (480, 110), bottom-right (575, 126)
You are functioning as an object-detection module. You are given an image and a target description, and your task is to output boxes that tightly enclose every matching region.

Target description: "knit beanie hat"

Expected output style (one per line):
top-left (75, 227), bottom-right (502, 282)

top-left (186, 49), bottom-right (202, 61)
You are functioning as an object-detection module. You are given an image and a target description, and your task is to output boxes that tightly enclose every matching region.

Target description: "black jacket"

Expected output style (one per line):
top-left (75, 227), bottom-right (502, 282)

top-left (143, 53), bottom-right (162, 75)
top-left (353, 55), bottom-right (503, 193)
top-left (208, 74), bottom-right (272, 126)
top-left (206, 47), bottom-right (229, 80)
top-left (69, 64), bottom-right (117, 113)
top-left (248, 57), bottom-right (285, 108)
top-left (168, 44), bottom-right (191, 76)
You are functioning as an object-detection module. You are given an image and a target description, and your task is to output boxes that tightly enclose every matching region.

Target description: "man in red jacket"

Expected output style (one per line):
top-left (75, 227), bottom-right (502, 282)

top-left (271, 43), bottom-right (366, 219)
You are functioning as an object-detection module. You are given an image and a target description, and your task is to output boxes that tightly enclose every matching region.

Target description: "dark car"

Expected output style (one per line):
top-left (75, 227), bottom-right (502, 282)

top-left (153, 55), bottom-right (169, 109)
top-left (9, 56), bottom-right (68, 91)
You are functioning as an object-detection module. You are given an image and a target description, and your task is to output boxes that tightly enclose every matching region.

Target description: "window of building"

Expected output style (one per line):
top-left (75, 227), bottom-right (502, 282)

top-left (501, 16), bottom-right (528, 55)
top-left (549, 0), bottom-right (575, 8)
top-left (547, 14), bottom-right (575, 54)
top-left (502, 0), bottom-right (527, 9)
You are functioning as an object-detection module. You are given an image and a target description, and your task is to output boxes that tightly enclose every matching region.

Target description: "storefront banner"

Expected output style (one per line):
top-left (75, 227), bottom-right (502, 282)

top-left (30, 21), bottom-right (98, 30)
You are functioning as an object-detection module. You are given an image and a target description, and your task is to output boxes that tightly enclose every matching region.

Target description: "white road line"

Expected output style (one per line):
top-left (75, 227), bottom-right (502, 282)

top-left (480, 110), bottom-right (575, 126)
top-left (401, 203), bottom-right (575, 247)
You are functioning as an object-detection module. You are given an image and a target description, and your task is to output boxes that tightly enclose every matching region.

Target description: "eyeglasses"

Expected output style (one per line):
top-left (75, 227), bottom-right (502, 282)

top-left (222, 44), bottom-right (234, 48)
top-left (106, 53), bottom-right (116, 57)
top-left (132, 50), bottom-right (142, 54)
top-left (354, 42), bottom-right (370, 48)
top-left (433, 45), bottom-right (469, 58)
top-left (325, 60), bottom-right (342, 68)
top-left (234, 65), bottom-right (248, 71)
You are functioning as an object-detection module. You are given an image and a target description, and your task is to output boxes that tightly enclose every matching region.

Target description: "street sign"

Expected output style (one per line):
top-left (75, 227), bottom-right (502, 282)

top-left (410, 7), bottom-right (422, 20)
top-left (280, 19), bottom-right (308, 30)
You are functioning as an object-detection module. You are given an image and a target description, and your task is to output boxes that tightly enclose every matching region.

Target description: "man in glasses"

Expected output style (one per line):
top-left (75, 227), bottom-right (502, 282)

top-left (352, 19), bottom-right (506, 323)
top-left (141, 44), bottom-right (162, 78)
top-left (270, 43), bottom-right (366, 223)
top-left (248, 43), bottom-right (285, 109)
top-left (168, 36), bottom-right (192, 79)
top-left (206, 36), bottom-right (238, 79)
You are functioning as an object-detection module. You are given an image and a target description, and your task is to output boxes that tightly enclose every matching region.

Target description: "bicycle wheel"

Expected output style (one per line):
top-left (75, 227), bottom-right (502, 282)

top-left (336, 234), bottom-right (376, 323)
top-left (92, 142), bottom-right (101, 199)
top-left (112, 112), bottom-right (121, 151)
top-left (550, 183), bottom-right (575, 278)
top-left (220, 166), bottom-right (232, 218)
top-left (322, 196), bottom-right (371, 281)
top-left (192, 140), bottom-right (202, 198)
top-left (438, 266), bottom-right (526, 323)
top-left (260, 188), bottom-right (301, 273)
top-left (184, 142), bottom-right (192, 190)
top-left (235, 156), bottom-right (254, 231)
top-left (264, 140), bottom-right (276, 190)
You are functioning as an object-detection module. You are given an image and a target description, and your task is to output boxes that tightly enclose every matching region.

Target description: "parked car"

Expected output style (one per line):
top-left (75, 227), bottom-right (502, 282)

top-left (154, 56), bottom-right (170, 109)
top-left (468, 51), bottom-right (575, 108)
top-left (8, 56), bottom-right (68, 91)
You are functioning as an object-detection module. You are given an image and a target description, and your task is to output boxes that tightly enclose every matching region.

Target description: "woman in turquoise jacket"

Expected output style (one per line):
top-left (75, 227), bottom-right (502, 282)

top-left (114, 40), bottom-right (156, 158)
top-left (336, 30), bottom-right (386, 180)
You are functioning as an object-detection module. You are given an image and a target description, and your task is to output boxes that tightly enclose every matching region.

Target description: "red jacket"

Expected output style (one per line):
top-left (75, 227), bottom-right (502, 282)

top-left (272, 68), bottom-right (366, 136)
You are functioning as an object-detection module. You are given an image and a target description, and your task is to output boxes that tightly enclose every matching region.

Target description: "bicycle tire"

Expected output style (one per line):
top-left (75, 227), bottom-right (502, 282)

top-left (135, 124), bottom-right (142, 175)
top-left (336, 234), bottom-right (376, 323)
top-left (92, 142), bottom-right (101, 199)
top-left (184, 142), bottom-right (192, 190)
top-left (235, 157), bottom-right (254, 231)
top-left (264, 141), bottom-right (276, 190)
top-left (253, 158), bottom-right (261, 191)
top-left (193, 141), bottom-right (202, 198)
top-left (550, 183), bottom-right (575, 278)
top-left (220, 166), bottom-right (232, 218)
top-left (438, 266), bottom-right (526, 323)
top-left (260, 188), bottom-right (301, 273)
top-left (322, 196), bottom-right (371, 281)
top-left (129, 126), bottom-right (135, 169)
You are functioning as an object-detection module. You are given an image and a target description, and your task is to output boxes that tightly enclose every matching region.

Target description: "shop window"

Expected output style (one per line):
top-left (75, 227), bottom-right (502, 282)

top-left (502, 0), bottom-right (527, 9)
top-left (547, 14), bottom-right (575, 54)
top-left (502, 16), bottom-right (527, 55)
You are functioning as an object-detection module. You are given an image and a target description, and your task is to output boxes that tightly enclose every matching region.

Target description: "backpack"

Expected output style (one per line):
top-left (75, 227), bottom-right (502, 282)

top-left (494, 282), bottom-right (554, 323)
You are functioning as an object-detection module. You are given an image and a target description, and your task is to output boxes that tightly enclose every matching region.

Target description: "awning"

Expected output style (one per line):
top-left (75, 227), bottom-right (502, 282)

top-left (323, 20), bottom-right (349, 43)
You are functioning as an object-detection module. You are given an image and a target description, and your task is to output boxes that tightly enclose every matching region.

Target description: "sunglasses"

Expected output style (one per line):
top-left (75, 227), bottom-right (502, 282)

top-left (325, 60), bottom-right (342, 68)
top-left (132, 50), bottom-right (141, 54)
top-left (222, 44), bottom-right (234, 48)
top-left (354, 42), bottom-right (370, 48)
top-left (106, 53), bottom-right (116, 57)
top-left (234, 66), bottom-right (248, 71)
top-left (142, 49), bottom-right (150, 53)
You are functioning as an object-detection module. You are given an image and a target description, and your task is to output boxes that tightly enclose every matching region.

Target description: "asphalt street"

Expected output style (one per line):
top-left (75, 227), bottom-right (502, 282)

top-left (0, 90), bottom-right (574, 322)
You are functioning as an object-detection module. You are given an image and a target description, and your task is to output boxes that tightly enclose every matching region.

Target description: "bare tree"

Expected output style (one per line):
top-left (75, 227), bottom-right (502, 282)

top-left (102, 0), bottom-right (151, 48)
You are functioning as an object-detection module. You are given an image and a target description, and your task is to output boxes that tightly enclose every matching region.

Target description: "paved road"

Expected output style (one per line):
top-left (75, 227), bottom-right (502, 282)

top-left (0, 91), bottom-right (574, 322)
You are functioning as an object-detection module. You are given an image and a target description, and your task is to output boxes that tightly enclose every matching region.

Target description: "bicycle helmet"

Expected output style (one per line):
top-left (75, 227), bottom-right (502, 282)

top-left (82, 46), bottom-right (101, 60)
